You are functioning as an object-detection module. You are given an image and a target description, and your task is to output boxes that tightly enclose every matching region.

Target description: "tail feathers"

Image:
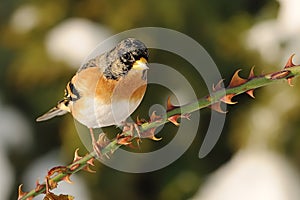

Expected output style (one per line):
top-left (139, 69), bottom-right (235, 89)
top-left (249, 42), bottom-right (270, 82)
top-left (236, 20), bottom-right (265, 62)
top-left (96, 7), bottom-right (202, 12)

top-left (36, 106), bottom-right (68, 122)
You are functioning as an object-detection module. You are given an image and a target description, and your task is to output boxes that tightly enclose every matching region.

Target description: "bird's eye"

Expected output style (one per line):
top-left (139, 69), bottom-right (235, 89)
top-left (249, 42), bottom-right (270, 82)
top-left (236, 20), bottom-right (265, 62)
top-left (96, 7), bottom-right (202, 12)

top-left (122, 52), bottom-right (131, 62)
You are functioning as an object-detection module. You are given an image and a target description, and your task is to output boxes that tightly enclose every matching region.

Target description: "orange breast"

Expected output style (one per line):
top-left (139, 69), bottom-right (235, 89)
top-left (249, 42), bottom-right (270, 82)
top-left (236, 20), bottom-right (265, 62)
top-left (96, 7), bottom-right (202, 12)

top-left (70, 67), bottom-right (147, 128)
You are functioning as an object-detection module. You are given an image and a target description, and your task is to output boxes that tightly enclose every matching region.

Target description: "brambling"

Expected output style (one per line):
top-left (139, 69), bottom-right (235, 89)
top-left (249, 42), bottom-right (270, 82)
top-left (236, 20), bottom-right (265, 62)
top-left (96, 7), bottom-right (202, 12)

top-left (36, 38), bottom-right (149, 157)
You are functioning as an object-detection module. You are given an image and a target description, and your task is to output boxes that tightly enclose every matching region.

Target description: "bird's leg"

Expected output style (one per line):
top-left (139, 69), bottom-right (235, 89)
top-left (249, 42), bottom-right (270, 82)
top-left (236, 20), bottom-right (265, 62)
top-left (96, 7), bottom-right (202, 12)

top-left (89, 128), bottom-right (107, 159)
top-left (89, 128), bottom-right (101, 158)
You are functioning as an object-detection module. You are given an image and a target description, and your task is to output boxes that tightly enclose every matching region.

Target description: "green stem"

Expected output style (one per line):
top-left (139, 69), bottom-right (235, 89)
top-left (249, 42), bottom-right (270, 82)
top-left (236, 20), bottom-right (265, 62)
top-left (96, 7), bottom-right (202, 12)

top-left (19, 65), bottom-right (300, 200)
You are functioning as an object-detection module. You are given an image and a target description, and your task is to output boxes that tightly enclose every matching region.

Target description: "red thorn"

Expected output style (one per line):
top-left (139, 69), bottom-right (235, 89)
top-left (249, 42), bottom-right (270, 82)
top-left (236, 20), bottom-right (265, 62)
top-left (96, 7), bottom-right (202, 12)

top-left (167, 113), bottom-right (190, 126)
top-left (151, 135), bottom-right (162, 141)
top-left (18, 184), bottom-right (31, 200)
top-left (150, 111), bottom-right (163, 122)
top-left (73, 148), bottom-right (82, 162)
top-left (117, 136), bottom-right (132, 145)
top-left (209, 102), bottom-right (227, 113)
top-left (62, 175), bottom-right (73, 184)
top-left (83, 165), bottom-right (96, 173)
top-left (228, 69), bottom-right (247, 88)
top-left (168, 114), bottom-right (181, 126)
top-left (140, 127), bottom-right (161, 141)
top-left (284, 54), bottom-right (296, 68)
top-left (35, 181), bottom-right (44, 193)
top-left (149, 129), bottom-right (162, 141)
top-left (212, 79), bottom-right (224, 92)
top-left (167, 96), bottom-right (179, 111)
top-left (136, 116), bottom-right (145, 125)
top-left (220, 94), bottom-right (237, 104)
top-left (287, 77), bottom-right (294, 86)
top-left (248, 66), bottom-right (255, 79)
top-left (87, 157), bottom-right (95, 167)
top-left (246, 89), bottom-right (255, 98)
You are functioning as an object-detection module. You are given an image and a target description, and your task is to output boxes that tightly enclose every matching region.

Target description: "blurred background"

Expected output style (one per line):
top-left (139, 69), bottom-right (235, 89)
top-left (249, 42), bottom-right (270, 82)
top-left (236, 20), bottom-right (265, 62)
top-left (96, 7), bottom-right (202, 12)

top-left (1, 0), bottom-right (300, 199)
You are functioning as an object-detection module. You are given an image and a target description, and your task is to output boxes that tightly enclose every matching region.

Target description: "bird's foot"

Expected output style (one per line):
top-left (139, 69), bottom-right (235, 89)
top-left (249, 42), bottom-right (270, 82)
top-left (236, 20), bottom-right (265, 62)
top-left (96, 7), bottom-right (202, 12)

top-left (120, 121), bottom-right (142, 147)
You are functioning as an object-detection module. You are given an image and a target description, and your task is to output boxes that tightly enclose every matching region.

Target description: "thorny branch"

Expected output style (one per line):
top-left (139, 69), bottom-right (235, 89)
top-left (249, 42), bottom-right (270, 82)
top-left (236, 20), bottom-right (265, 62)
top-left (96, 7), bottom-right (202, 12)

top-left (18, 55), bottom-right (300, 199)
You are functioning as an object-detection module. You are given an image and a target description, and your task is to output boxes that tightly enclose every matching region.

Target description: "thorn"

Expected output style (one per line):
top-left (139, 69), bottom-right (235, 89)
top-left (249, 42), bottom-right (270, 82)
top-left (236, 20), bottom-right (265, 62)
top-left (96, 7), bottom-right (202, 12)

top-left (148, 128), bottom-right (161, 141)
top-left (87, 157), bottom-right (95, 167)
top-left (209, 102), bottom-right (227, 113)
top-left (220, 94), bottom-right (238, 104)
top-left (228, 69), bottom-right (247, 88)
top-left (83, 165), bottom-right (96, 173)
top-left (150, 111), bottom-right (163, 122)
top-left (168, 114), bottom-right (181, 126)
top-left (62, 175), bottom-right (73, 184)
top-left (117, 136), bottom-right (132, 145)
top-left (167, 113), bottom-right (190, 126)
top-left (246, 89), bottom-right (255, 98)
top-left (167, 96), bottom-right (179, 111)
top-left (150, 134), bottom-right (162, 141)
top-left (73, 148), bottom-right (82, 163)
top-left (136, 116), bottom-right (146, 125)
top-left (248, 66), bottom-right (255, 79)
top-left (212, 79), bottom-right (224, 92)
top-left (284, 54), bottom-right (296, 68)
top-left (139, 127), bottom-right (161, 141)
top-left (35, 180), bottom-right (44, 193)
top-left (287, 77), bottom-right (294, 86)
top-left (18, 184), bottom-right (31, 200)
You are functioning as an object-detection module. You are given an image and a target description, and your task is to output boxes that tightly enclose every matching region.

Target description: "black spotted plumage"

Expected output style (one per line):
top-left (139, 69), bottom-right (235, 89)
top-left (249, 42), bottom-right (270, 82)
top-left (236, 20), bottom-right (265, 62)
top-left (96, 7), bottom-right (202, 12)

top-left (77, 38), bottom-right (148, 80)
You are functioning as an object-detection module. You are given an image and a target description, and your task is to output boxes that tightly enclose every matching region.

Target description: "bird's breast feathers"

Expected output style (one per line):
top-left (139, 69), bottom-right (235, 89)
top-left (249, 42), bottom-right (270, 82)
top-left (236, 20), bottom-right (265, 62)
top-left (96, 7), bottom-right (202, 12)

top-left (70, 67), bottom-right (147, 128)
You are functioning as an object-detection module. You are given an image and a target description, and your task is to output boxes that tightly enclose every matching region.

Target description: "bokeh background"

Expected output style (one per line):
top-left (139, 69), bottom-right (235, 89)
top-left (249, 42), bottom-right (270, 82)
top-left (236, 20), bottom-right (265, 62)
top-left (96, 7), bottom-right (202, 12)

top-left (1, 0), bottom-right (300, 199)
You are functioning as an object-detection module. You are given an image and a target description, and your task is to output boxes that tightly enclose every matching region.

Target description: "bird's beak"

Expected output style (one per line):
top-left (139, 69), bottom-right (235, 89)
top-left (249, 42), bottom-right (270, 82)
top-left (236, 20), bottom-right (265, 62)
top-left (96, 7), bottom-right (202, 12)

top-left (132, 57), bottom-right (149, 70)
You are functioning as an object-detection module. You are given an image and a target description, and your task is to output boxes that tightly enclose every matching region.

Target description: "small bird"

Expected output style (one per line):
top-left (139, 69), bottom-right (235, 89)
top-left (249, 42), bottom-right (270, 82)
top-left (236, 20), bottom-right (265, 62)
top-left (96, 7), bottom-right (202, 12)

top-left (36, 38), bottom-right (149, 157)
